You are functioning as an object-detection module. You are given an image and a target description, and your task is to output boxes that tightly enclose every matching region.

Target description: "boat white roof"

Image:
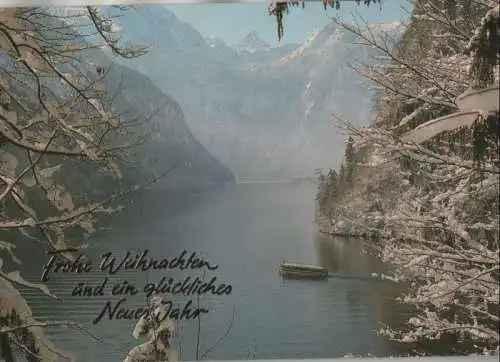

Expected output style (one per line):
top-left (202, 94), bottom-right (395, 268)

top-left (281, 262), bottom-right (328, 271)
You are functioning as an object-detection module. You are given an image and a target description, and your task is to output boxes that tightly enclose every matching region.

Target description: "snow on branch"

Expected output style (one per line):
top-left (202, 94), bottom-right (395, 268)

top-left (0, 278), bottom-right (76, 361)
top-left (0, 6), bottom-right (171, 361)
top-left (124, 296), bottom-right (177, 362)
top-left (465, 4), bottom-right (500, 88)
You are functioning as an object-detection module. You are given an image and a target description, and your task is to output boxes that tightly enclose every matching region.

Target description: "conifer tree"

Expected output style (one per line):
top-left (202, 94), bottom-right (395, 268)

top-left (344, 136), bottom-right (355, 184)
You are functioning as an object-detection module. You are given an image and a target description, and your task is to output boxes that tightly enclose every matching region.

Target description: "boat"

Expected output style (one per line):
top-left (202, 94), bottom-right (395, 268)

top-left (278, 262), bottom-right (329, 280)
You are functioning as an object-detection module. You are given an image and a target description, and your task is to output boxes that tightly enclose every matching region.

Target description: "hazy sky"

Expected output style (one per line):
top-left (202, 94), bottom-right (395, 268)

top-left (165, 1), bottom-right (412, 46)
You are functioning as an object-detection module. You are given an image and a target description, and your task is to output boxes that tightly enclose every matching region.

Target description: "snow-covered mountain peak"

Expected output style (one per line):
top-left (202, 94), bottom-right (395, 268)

top-left (205, 35), bottom-right (227, 48)
top-left (92, 3), bottom-right (407, 179)
top-left (234, 30), bottom-right (271, 53)
top-left (273, 29), bottom-right (321, 65)
top-left (272, 20), bottom-right (404, 68)
top-left (368, 20), bottom-right (406, 33)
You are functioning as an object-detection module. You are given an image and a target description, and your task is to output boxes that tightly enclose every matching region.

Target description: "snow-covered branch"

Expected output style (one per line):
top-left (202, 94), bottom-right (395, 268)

top-left (317, 2), bottom-right (499, 349)
top-left (0, 7), bottom-right (171, 361)
top-left (124, 296), bottom-right (178, 362)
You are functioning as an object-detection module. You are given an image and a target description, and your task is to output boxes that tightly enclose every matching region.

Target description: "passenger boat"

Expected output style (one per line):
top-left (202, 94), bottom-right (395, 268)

top-left (278, 262), bottom-right (329, 280)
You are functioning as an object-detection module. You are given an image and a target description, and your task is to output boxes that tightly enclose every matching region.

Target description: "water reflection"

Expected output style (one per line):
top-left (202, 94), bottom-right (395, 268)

top-left (314, 235), bottom-right (387, 275)
top-left (15, 184), bottom-right (413, 360)
top-left (313, 234), bottom-right (412, 356)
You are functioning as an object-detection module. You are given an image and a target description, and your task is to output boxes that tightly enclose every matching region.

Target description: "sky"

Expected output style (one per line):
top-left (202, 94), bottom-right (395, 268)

top-left (165, 0), bottom-right (413, 46)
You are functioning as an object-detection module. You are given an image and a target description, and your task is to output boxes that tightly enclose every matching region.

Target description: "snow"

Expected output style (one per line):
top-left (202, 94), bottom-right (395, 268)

top-left (466, 5), bottom-right (500, 54)
top-left (401, 111), bottom-right (481, 144)
top-left (278, 29), bottom-right (321, 63)
top-left (401, 83), bottom-right (499, 144)
top-left (456, 87), bottom-right (500, 113)
top-left (398, 103), bottom-right (430, 127)
top-left (0, 278), bottom-right (75, 361)
top-left (233, 30), bottom-right (270, 53)
top-left (125, 296), bottom-right (178, 362)
top-left (205, 35), bottom-right (225, 49)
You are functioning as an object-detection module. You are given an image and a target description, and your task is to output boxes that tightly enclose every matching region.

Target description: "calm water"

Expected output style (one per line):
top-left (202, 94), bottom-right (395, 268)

top-left (18, 183), bottom-right (411, 361)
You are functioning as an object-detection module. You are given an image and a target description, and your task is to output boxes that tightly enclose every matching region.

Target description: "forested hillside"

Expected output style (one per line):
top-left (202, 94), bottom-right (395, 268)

top-left (315, 0), bottom-right (499, 354)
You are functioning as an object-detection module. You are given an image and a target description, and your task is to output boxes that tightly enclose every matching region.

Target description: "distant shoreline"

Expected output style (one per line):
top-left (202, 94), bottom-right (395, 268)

top-left (235, 178), bottom-right (316, 184)
top-left (322, 231), bottom-right (381, 239)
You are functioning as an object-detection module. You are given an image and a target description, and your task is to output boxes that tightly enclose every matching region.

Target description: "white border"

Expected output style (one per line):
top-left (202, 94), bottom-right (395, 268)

top-left (1, 0), bottom-right (263, 5)
top-left (195, 358), bottom-right (499, 362)
top-left (1, 1), bottom-right (496, 362)
top-left (0, 0), bottom-right (334, 6)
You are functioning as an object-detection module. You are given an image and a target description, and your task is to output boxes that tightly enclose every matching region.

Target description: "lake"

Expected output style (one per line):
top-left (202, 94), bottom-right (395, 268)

top-left (19, 182), bottom-right (411, 361)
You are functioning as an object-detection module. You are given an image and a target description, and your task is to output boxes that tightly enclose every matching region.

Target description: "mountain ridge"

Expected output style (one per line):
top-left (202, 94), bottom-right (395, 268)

top-left (31, 7), bottom-right (236, 191)
top-left (111, 5), bottom-right (405, 180)
top-left (234, 30), bottom-right (271, 52)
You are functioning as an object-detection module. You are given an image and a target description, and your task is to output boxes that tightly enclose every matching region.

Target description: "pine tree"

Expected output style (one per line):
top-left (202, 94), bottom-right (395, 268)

top-left (344, 136), bottom-right (355, 184)
top-left (327, 169), bottom-right (338, 196)
top-left (327, 169), bottom-right (338, 218)
top-left (338, 163), bottom-right (346, 190)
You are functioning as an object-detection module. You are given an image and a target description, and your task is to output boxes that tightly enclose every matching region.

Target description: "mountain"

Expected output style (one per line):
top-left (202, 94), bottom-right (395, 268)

top-left (4, 8), bottom-right (234, 195)
top-left (234, 31), bottom-right (271, 52)
top-left (110, 5), bottom-right (404, 180)
top-left (102, 63), bottom-right (235, 191)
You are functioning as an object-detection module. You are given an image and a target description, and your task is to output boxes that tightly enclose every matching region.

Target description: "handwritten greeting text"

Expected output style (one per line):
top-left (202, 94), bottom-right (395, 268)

top-left (40, 248), bottom-right (233, 325)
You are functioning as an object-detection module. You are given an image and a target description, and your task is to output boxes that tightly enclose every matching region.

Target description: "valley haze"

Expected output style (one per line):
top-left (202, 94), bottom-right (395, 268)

top-left (96, 5), bottom-right (405, 181)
